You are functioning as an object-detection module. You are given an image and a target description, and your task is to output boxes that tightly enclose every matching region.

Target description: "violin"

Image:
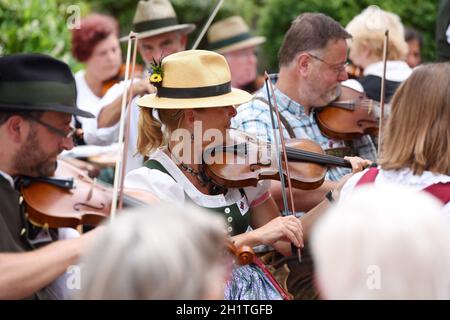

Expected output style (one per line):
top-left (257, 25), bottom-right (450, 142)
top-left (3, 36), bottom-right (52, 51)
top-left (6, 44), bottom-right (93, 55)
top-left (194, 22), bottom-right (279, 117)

top-left (19, 159), bottom-right (158, 229)
top-left (226, 240), bottom-right (254, 265)
top-left (202, 130), bottom-right (351, 191)
top-left (101, 63), bottom-right (144, 96)
top-left (314, 85), bottom-right (380, 141)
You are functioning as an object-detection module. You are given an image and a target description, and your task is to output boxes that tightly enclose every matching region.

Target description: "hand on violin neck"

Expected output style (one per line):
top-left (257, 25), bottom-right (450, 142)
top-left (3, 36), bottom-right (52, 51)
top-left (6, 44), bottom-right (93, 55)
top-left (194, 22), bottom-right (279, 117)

top-left (344, 156), bottom-right (373, 173)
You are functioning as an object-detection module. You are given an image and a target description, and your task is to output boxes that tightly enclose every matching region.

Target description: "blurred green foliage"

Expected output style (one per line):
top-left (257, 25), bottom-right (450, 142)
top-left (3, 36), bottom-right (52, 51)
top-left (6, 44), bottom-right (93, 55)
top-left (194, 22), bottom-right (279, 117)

top-left (0, 0), bottom-right (440, 72)
top-left (0, 0), bottom-right (90, 70)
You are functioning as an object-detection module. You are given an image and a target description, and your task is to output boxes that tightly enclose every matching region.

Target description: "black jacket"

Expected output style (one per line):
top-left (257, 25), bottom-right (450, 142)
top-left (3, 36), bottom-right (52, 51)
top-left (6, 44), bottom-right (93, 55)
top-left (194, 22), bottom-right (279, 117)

top-left (436, 0), bottom-right (450, 61)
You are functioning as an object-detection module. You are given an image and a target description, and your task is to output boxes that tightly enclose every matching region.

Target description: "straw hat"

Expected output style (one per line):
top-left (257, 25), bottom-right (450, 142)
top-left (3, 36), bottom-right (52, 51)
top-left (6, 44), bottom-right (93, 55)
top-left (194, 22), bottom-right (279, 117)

top-left (120, 0), bottom-right (195, 41)
top-left (137, 50), bottom-right (252, 109)
top-left (207, 16), bottom-right (266, 54)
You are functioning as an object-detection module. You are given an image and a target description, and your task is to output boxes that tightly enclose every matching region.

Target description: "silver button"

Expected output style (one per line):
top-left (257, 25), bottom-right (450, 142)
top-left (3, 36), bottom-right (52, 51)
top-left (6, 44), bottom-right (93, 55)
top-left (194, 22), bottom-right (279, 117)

top-left (19, 196), bottom-right (23, 205)
top-left (227, 217), bottom-right (233, 223)
top-left (227, 226), bottom-right (233, 233)
top-left (224, 208), bottom-right (231, 214)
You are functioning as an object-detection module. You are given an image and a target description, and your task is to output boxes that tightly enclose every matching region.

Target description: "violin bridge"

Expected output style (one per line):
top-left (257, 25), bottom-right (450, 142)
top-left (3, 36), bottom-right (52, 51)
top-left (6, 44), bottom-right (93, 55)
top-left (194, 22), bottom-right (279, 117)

top-left (86, 178), bottom-right (96, 202)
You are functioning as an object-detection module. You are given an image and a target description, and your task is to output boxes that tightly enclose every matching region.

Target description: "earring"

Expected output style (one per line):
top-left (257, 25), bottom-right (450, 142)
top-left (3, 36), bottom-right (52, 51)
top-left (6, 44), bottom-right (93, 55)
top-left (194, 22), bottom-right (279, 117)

top-left (191, 133), bottom-right (194, 141)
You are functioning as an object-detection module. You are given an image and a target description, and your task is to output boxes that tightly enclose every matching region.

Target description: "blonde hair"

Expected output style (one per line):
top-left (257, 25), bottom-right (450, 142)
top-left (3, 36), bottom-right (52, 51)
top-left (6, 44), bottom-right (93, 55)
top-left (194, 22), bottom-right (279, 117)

top-left (379, 63), bottom-right (450, 175)
top-left (346, 6), bottom-right (408, 61)
top-left (137, 107), bottom-right (185, 156)
top-left (77, 204), bottom-right (227, 300)
top-left (311, 184), bottom-right (450, 300)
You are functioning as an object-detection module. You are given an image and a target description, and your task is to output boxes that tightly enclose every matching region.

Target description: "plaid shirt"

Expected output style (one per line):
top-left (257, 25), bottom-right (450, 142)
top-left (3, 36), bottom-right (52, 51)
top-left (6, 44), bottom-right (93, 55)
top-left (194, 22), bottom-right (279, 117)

top-left (231, 74), bottom-right (378, 181)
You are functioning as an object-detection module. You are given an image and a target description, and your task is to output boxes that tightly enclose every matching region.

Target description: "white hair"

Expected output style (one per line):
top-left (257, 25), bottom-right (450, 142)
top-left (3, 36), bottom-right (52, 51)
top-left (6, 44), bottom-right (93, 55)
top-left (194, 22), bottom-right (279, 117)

top-left (76, 203), bottom-right (227, 299)
top-left (311, 184), bottom-right (450, 299)
top-left (346, 6), bottom-right (408, 60)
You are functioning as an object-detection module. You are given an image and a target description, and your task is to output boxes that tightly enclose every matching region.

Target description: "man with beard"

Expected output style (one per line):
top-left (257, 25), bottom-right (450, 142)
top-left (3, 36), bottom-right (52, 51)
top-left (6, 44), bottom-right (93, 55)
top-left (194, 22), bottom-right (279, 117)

top-left (232, 13), bottom-right (377, 213)
top-left (231, 13), bottom-right (376, 300)
top-left (0, 53), bottom-right (103, 299)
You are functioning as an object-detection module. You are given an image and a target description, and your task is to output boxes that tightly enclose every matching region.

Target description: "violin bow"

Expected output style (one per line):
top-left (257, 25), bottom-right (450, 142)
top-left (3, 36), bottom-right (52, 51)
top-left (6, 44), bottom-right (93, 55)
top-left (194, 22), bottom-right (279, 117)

top-left (264, 71), bottom-right (301, 262)
top-left (110, 31), bottom-right (139, 219)
top-left (377, 29), bottom-right (389, 157)
top-left (190, 0), bottom-right (224, 50)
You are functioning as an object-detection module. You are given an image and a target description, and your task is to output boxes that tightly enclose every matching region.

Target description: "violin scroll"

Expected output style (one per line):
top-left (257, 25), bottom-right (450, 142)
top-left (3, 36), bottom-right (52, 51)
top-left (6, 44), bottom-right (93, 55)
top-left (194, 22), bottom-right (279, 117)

top-left (345, 62), bottom-right (363, 79)
top-left (226, 240), bottom-right (254, 265)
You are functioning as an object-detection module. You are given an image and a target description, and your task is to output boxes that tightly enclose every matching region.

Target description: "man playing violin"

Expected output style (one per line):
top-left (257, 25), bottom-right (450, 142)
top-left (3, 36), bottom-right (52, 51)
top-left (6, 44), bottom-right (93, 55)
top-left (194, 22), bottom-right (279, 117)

top-left (233, 13), bottom-right (376, 212)
top-left (84, 0), bottom-right (195, 173)
top-left (232, 13), bottom-right (375, 299)
top-left (0, 54), bottom-right (103, 299)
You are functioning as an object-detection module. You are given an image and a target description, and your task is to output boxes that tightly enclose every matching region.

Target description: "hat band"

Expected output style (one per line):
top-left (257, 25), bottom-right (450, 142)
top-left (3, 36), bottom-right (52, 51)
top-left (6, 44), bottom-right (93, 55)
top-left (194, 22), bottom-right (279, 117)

top-left (134, 17), bottom-right (179, 33)
top-left (0, 81), bottom-right (76, 107)
top-left (208, 32), bottom-right (252, 50)
top-left (157, 81), bottom-right (231, 99)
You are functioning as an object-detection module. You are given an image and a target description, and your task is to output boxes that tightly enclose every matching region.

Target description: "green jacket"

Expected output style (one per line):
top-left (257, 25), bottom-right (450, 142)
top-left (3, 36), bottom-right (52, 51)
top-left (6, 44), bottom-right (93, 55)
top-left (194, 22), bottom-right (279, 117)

top-left (0, 176), bottom-right (57, 299)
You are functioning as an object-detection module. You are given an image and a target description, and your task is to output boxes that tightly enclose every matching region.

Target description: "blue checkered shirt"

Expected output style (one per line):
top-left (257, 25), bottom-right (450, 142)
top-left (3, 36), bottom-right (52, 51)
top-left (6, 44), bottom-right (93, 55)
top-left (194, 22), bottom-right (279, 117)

top-left (231, 74), bottom-right (378, 181)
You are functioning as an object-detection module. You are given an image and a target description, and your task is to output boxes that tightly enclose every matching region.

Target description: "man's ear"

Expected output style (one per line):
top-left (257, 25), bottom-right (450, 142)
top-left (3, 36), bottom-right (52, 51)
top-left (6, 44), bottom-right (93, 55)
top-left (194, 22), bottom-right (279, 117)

top-left (6, 116), bottom-right (28, 143)
top-left (296, 53), bottom-right (311, 76)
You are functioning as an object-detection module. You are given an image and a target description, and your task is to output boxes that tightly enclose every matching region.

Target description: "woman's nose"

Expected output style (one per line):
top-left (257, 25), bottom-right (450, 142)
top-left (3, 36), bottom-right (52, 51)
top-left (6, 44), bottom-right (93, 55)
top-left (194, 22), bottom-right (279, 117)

top-left (228, 106), bottom-right (237, 118)
top-left (61, 136), bottom-right (74, 151)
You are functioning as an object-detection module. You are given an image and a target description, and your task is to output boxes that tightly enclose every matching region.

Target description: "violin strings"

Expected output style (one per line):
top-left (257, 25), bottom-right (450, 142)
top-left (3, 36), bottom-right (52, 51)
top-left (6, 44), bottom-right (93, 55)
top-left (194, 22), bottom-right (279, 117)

top-left (285, 147), bottom-right (350, 167)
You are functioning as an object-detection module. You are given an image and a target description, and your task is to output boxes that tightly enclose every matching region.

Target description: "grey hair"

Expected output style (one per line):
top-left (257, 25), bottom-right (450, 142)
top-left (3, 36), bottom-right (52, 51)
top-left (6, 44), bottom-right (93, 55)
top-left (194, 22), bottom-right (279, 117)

top-left (76, 203), bottom-right (227, 300)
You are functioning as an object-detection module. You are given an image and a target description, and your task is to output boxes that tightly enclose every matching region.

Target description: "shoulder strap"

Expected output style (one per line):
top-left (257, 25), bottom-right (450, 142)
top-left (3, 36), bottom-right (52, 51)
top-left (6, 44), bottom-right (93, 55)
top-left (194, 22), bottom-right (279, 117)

top-left (143, 159), bottom-right (175, 181)
top-left (356, 168), bottom-right (450, 204)
top-left (355, 167), bottom-right (379, 187)
top-left (252, 96), bottom-right (295, 139)
top-left (423, 182), bottom-right (450, 204)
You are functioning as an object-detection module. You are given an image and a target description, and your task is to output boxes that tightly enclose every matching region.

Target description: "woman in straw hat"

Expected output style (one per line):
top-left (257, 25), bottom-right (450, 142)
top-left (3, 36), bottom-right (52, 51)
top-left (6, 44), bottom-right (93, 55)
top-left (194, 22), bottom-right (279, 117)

top-left (124, 50), bottom-right (303, 300)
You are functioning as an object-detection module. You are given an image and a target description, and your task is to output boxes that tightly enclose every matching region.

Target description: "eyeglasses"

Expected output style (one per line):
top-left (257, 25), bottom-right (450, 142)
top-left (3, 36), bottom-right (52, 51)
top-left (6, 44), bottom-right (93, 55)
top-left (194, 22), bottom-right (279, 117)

top-left (308, 53), bottom-right (348, 74)
top-left (27, 116), bottom-right (77, 140)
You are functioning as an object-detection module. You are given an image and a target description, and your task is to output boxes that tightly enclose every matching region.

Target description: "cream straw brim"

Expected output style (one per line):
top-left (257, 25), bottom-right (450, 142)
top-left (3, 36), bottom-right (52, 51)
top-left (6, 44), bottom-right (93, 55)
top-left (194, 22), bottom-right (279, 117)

top-left (137, 87), bottom-right (252, 109)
